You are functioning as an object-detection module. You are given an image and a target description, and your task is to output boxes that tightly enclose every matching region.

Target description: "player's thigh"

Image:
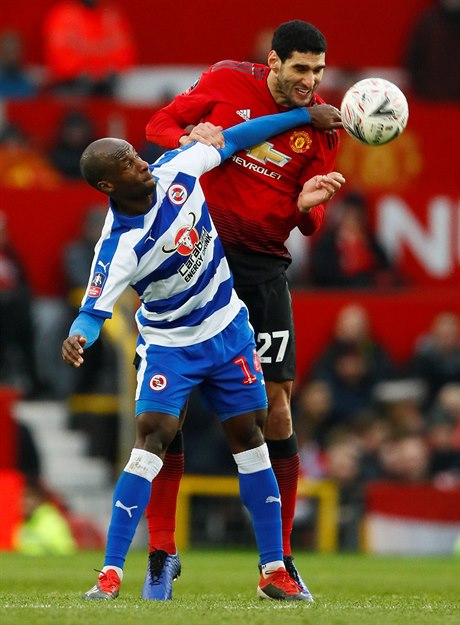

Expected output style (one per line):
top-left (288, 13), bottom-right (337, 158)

top-left (200, 310), bottom-right (268, 421)
top-left (236, 273), bottom-right (296, 382)
top-left (135, 343), bottom-right (202, 419)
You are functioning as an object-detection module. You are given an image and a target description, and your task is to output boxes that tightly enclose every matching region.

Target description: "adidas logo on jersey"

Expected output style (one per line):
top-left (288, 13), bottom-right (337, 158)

top-left (236, 109), bottom-right (251, 121)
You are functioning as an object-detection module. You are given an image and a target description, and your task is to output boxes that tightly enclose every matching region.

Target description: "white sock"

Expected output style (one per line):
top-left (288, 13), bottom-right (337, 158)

top-left (101, 565), bottom-right (123, 581)
top-left (261, 561), bottom-right (285, 577)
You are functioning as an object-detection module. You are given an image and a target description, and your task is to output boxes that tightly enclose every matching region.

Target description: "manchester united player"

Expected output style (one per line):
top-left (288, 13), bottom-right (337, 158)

top-left (143, 20), bottom-right (342, 600)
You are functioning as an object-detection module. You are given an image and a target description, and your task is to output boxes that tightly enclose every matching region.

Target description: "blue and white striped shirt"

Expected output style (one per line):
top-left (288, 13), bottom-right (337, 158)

top-left (80, 142), bottom-right (240, 347)
top-left (71, 106), bottom-right (312, 349)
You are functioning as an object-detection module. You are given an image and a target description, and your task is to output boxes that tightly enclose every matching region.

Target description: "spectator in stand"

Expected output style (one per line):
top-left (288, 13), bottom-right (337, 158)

top-left (57, 199), bottom-right (124, 513)
top-left (293, 380), bottom-right (332, 477)
top-left (0, 123), bottom-right (62, 189)
top-left (0, 30), bottom-right (37, 99)
top-left (308, 304), bottom-right (398, 432)
top-left (404, 0), bottom-right (460, 101)
top-left (63, 204), bottom-right (108, 293)
top-left (50, 111), bottom-right (97, 179)
top-left (312, 342), bottom-right (378, 431)
top-left (373, 379), bottom-right (427, 438)
top-left (426, 410), bottom-right (460, 487)
top-left (62, 204), bottom-right (118, 393)
top-left (16, 421), bottom-right (42, 480)
top-left (406, 312), bottom-right (460, 409)
top-left (42, 0), bottom-right (137, 97)
top-left (379, 434), bottom-right (431, 483)
top-left (351, 411), bottom-right (392, 481)
top-left (322, 438), bottom-right (364, 551)
top-left (311, 303), bottom-right (397, 384)
top-left (13, 478), bottom-right (77, 555)
top-left (428, 383), bottom-right (460, 450)
top-left (309, 191), bottom-right (399, 289)
top-left (0, 212), bottom-right (44, 398)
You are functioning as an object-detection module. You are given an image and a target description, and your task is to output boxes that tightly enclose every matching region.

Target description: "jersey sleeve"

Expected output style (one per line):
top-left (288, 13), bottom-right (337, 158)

top-left (69, 311), bottom-right (105, 348)
top-left (145, 65), bottom-right (223, 148)
top-left (79, 235), bottom-right (138, 319)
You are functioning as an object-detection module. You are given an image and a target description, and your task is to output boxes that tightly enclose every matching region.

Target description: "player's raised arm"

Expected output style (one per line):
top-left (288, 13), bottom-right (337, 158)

top-left (218, 108), bottom-right (312, 160)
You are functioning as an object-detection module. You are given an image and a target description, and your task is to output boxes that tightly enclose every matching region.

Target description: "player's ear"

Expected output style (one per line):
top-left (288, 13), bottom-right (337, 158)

top-left (267, 50), bottom-right (281, 73)
top-left (97, 180), bottom-right (114, 194)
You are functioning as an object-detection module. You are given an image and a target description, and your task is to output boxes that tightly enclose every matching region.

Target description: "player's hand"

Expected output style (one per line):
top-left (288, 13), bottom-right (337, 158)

top-left (308, 104), bottom-right (343, 130)
top-left (62, 334), bottom-right (87, 367)
top-left (179, 122), bottom-right (225, 148)
top-left (297, 172), bottom-right (346, 212)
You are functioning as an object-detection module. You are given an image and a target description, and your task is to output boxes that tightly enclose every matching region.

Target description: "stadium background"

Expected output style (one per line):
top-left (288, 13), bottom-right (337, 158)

top-left (0, 0), bottom-right (459, 554)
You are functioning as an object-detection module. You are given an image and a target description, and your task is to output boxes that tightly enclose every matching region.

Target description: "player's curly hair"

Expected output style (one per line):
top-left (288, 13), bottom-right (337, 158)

top-left (272, 20), bottom-right (327, 62)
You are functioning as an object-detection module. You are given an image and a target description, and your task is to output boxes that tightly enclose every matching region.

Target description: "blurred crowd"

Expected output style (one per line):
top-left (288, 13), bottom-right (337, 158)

top-left (292, 305), bottom-right (460, 549)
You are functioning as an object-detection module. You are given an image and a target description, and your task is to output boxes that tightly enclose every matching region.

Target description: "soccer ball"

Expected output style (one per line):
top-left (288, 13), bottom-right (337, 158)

top-left (340, 78), bottom-right (409, 146)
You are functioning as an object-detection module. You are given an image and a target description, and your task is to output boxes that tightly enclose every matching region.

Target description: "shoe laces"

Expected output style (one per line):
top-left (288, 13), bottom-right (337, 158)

top-left (266, 568), bottom-right (302, 594)
top-left (148, 549), bottom-right (168, 584)
top-left (284, 557), bottom-right (303, 586)
top-left (95, 569), bottom-right (120, 593)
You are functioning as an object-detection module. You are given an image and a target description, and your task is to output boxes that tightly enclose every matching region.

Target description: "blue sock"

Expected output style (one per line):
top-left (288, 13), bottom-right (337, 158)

top-left (238, 467), bottom-right (283, 566)
top-left (103, 471), bottom-right (152, 568)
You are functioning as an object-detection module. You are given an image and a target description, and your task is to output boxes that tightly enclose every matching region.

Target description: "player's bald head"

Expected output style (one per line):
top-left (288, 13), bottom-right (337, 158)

top-left (80, 137), bottom-right (132, 189)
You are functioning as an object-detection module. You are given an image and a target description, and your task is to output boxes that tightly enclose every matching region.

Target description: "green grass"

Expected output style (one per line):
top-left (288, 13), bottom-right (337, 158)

top-left (1, 549), bottom-right (459, 625)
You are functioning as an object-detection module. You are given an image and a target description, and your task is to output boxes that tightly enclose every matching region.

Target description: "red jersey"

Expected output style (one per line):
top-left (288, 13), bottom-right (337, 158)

top-left (146, 60), bottom-right (340, 260)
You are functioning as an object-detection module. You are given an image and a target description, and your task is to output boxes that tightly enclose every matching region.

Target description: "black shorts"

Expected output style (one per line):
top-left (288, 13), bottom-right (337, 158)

top-left (234, 272), bottom-right (296, 383)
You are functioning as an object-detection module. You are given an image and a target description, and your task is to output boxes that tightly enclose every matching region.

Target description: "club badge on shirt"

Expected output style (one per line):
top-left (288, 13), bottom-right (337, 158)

top-left (88, 272), bottom-right (106, 297)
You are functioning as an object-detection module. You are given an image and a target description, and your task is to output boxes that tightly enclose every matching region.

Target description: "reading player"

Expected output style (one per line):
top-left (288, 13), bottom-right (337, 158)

top-left (62, 108), bottom-right (345, 601)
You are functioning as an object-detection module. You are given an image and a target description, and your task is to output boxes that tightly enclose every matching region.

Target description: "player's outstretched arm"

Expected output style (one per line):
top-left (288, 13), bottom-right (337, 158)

top-left (219, 108), bottom-right (312, 160)
top-left (297, 172), bottom-right (346, 213)
top-left (180, 104), bottom-right (342, 149)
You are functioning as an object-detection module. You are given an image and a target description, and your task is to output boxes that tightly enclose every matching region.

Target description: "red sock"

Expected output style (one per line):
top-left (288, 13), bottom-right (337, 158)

top-left (145, 434), bottom-right (184, 554)
top-left (266, 436), bottom-right (300, 558)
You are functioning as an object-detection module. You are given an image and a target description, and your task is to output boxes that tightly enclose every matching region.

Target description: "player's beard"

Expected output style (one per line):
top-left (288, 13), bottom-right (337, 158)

top-left (276, 75), bottom-right (315, 108)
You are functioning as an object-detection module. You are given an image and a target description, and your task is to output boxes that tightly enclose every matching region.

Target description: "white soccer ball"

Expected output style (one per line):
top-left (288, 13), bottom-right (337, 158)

top-left (340, 78), bottom-right (409, 146)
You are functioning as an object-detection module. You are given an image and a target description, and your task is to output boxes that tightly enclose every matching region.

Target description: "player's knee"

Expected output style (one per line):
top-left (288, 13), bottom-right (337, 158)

top-left (224, 416), bottom-right (265, 453)
top-left (135, 412), bottom-right (178, 456)
top-left (264, 402), bottom-right (293, 439)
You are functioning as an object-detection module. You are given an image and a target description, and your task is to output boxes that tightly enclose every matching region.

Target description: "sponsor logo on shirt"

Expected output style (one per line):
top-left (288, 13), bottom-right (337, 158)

top-left (246, 141), bottom-right (291, 167)
top-left (231, 155), bottom-right (282, 179)
top-left (162, 212), bottom-right (213, 282)
top-left (177, 227), bottom-right (213, 283)
top-left (162, 212), bottom-right (198, 255)
top-left (236, 109), bottom-right (251, 121)
top-left (88, 272), bottom-right (106, 297)
top-left (289, 130), bottom-right (312, 153)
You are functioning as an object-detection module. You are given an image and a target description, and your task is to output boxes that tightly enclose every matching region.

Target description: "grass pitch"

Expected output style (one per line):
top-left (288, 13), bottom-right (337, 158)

top-left (1, 549), bottom-right (459, 625)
